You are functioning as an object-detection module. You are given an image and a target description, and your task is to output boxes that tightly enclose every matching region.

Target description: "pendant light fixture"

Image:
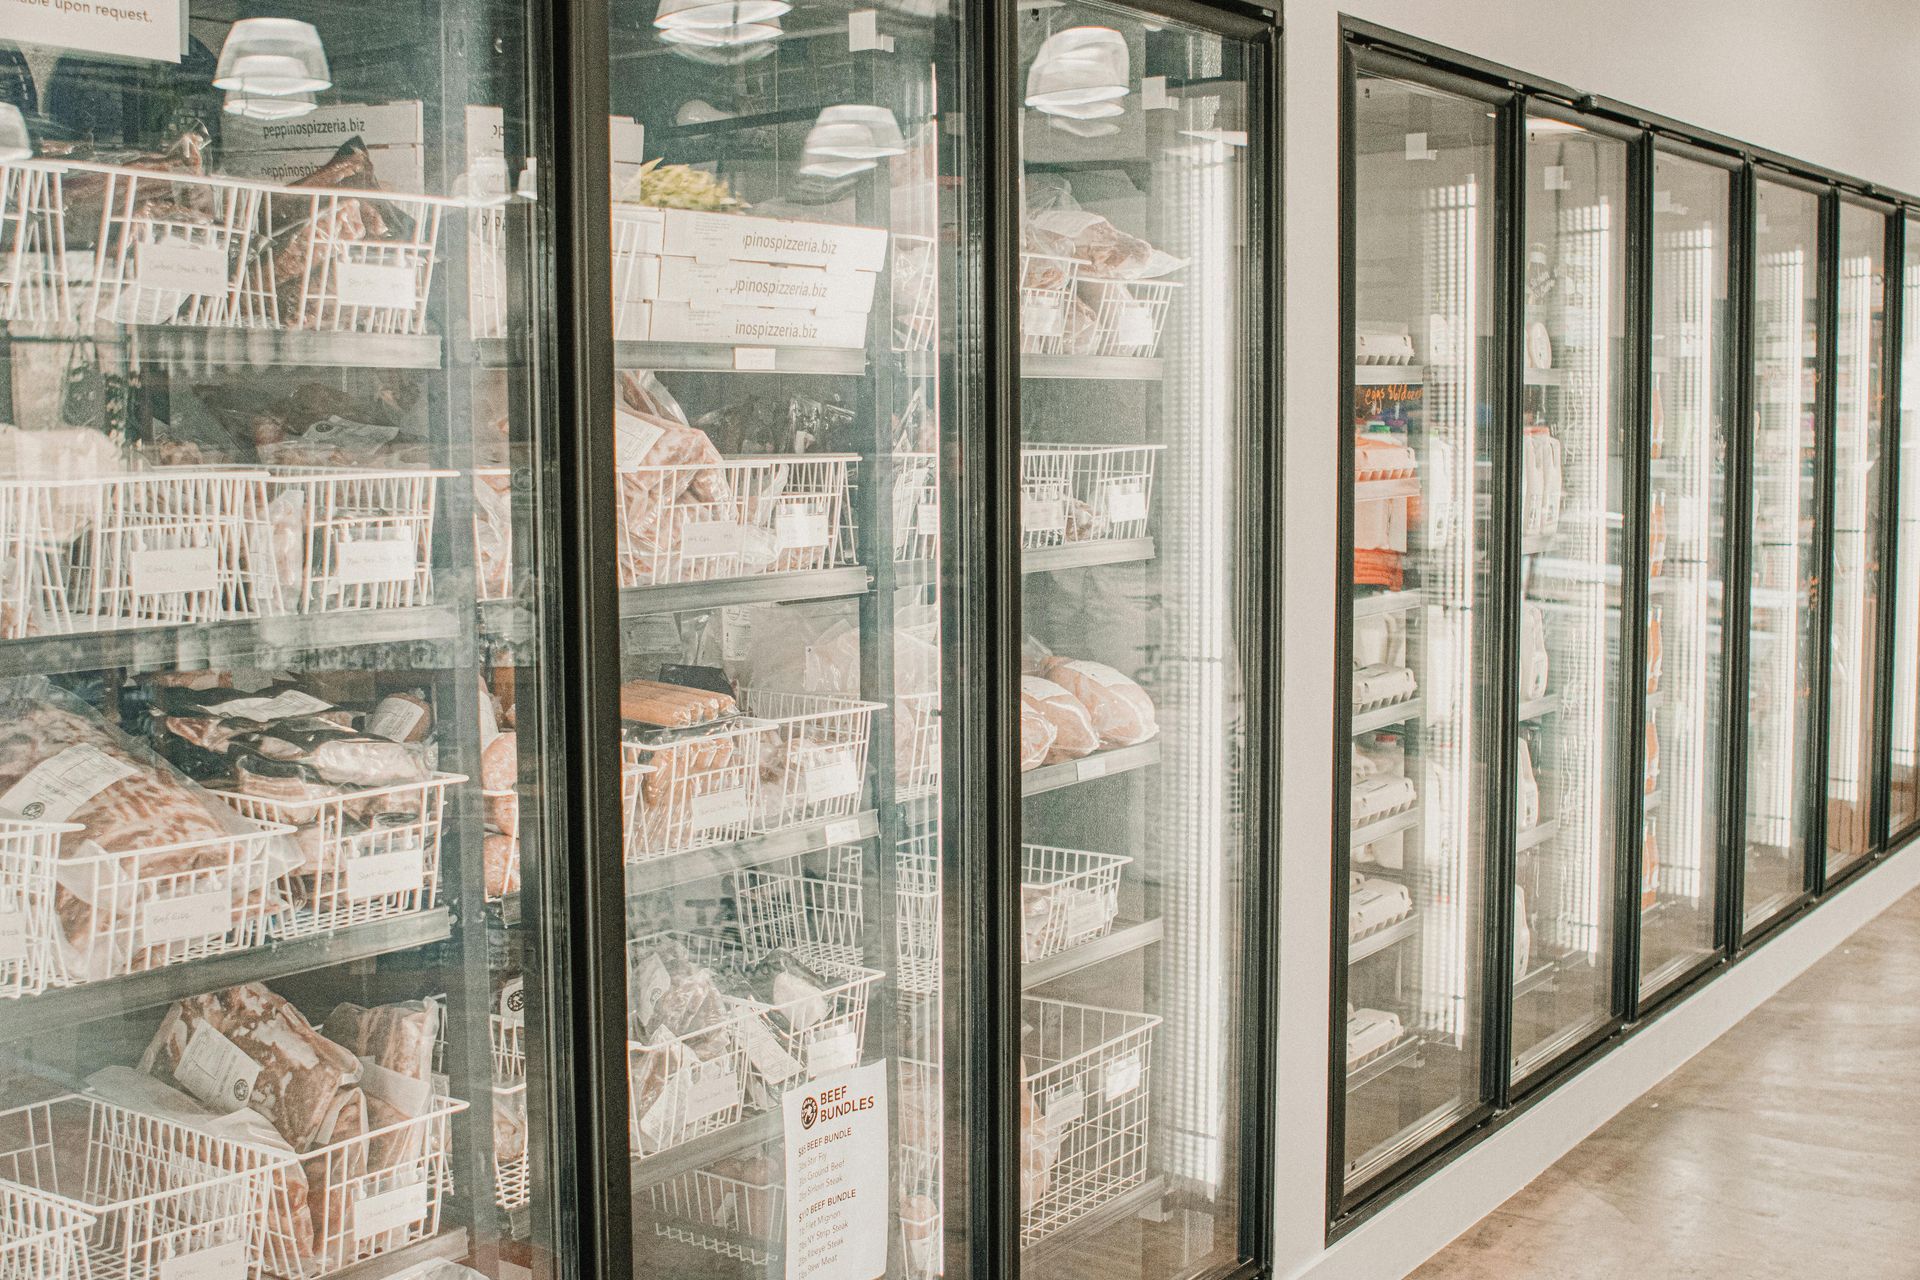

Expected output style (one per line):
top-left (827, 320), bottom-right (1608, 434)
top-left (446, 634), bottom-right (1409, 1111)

top-left (214, 18), bottom-right (332, 96)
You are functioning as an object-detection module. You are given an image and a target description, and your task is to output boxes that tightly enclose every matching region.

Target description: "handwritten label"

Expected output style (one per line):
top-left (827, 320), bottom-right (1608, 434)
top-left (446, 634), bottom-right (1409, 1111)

top-left (0, 909), bottom-right (26, 964)
top-left (0, 745), bottom-right (136, 822)
top-left (682, 521), bottom-right (745, 559)
top-left (1044, 1082), bottom-right (1085, 1126)
top-left (159, 1241), bottom-right (247, 1280)
top-left (137, 238), bottom-right (226, 296)
top-left (806, 1028), bottom-right (859, 1076)
top-left (1022, 496), bottom-right (1066, 534)
top-left (689, 787), bottom-right (749, 832)
top-left (684, 1059), bottom-right (743, 1120)
top-left (346, 845), bottom-right (426, 900)
top-left (1104, 481), bottom-right (1149, 524)
top-left (1103, 1052), bottom-right (1141, 1100)
top-left (734, 346), bottom-right (778, 371)
top-left (334, 261), bottom-right (418, 311)
top-left (775, 507), bottom-right (830, 551)
top-left (142, 889), bottom-right (230, 945)
top-left (130, 545), bottom-right (218, 597)
top-left (803, 750), bottom-right (861, 804)
top-left (334, 536), bottom-right (417, 585)
top-left (353, 1179), bottom-right (430, 1242)
top-left (175, 1024), bottom-right (262, 1112)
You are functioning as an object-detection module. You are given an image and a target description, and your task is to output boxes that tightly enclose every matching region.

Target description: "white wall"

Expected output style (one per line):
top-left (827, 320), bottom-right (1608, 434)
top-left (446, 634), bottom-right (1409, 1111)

top-left (1273, 3), bottom-right (1920, 1276)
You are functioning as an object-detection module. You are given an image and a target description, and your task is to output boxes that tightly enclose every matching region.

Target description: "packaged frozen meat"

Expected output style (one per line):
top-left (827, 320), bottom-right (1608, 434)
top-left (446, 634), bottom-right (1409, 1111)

top-left (1040, 658), bottom-right (1158, 748)
top-left (1019, 689), bottom-right (1059, 771)
top-left (322, 1000), bottom-right (441, 1082)
top-left (620, 678), bottom-right (738, 728)
top-left (1020, 676), bottom-right (1097, 763)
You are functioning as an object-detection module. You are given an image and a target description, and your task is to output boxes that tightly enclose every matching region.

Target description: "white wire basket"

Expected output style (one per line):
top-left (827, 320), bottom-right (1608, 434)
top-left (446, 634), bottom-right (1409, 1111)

top-left (0, 468), bottom-right (267, 639)
top-left (740, 689), bottom-right (882, 833)
top-left (0, 818), bottom-right (80, 1001)
top-left (626, 945), bottom-right (748, 1159)
top-left (732, 846), bottom-right (864, 972)
top-left (1019, 997), bottom-right (1160, 1246)
top-left (1072, 278), bottom-right (1182, 359)
top-left (472, 468), bottom-right (513, 601)
top-left (1019, 444), bottom-right (1163, 549)
top-left (0, 1094), bottom-right (276, 1280)
top-left (890, 453), bottom-right (939, 563)
top-left (51, 821), bottom-right (289, 986)
top-left (895, 832), bottom-right (940, 998)
top-left (895, 690), bottom-right (941, 800)
top-left (488, 1015), bottom-right (529, 1213)
top-left (0, 1179), bottom-right (94, 1280)
top-left (610, 205), bottom-right (660, 341)
top-left (213, 773), bottom-right (462, 940)
top-left (898, 1138), bottom-right (942, 1280)
top-left (256, 1095), bottom-right (465, 1280)
top-left (1019, 252), bottom-right (1084, 355)
top-left (252, 467), bottom-right (454, 614)
top-left (242, 188), bottom-right (449, 335)
top-left (616, 454), bottom-right (857, 588)
top-left (640, 1152), bottom-right (783, 1266)
top-left (622, 724), bottom-right (756, 860)
top-left (0, 159), bottom-right (72, 325)
top-left (468, 201), bottom-right (509, 342)
top-left (892, 232), bottom-right (938, 353)
top-left (67, 162), bottom-right (262, 328)
top-left (1020, 845), bottom-right (1130, 964)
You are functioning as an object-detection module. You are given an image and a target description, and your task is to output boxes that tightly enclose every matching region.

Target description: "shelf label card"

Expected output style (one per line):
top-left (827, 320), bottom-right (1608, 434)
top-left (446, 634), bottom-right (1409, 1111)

top-left (130, 545), bottom-right (218, 598)
top-left (1062, 889), bottom-right (1110, 942)
top-left (159, 1240), bottom-right (247, 1280)
top-left (806, 1028), bottom-right (859, 1077)
top-left (824, 817), bottom-right (865, 847)
top-left (1103, 480), bottom-right (1148, 525)
top-left (803, 748), bottom-right (861, 804)
top-left (175, 1024), bottom-right (262, 1113)
top-left (0, 909), bottom-right (26, 964)
top-left (734, 346), bottom-right (779, 371)
top-left (915, 502), bottom-right (939, 534)
top-left (1022, 495), bottom-right (1066, 534)
top-left (682, 1059), bottom-right (743, 1121)
top-left (682, 521), bottom-right (746, 559)
top-left (689, 786), bottom-right (750, 832)
top-left (141, 889), bottom-right (230, 946)
top-left (0, 745), bottom-right (137, 823)
top-left (1075, 755), bottom-right (1108, 781)
top-left (775, 506), bottom-right (831, 551)
top-left (1103, 1052), bottom-right (1141, 1101)
top-left (1114, 303), bottom-right (1157, 350)
top-left (1404, 131), bottom-right (1435, 161)
top-left (736, 1012), bottom-right (805, 1084)
top-left (1142, 75), bottom-right (1171, 110)
top-left (783, 1059), bottom-right (888, 1280)
top-left (136, 237), bottom-right (227, 296)
top-left (1544, 164), bottom-right (1571, 191)
top-left (1043, 1082), bottom-right (1085, 1126)
top-left (353, 1178), bottom-right (430, 1242)
top-left (334, 535), bottom-right (417, 585)
top-left (346, 844), bottom-right (426, 901)
top-left (335, 261), bottom-right (418, 312)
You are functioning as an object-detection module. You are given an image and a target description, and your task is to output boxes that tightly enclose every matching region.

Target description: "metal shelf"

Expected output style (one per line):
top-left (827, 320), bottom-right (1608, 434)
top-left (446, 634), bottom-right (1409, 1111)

top-left (621, 566), bottom-right (871, 616)
top-left (1351, 806), bottom-right (1420, 846)
top-left (1346, 1034), bottom-right (1423, 1093)
top-left (477, 338), bottom-right (866, 375)
top-left (1024, 537), bottom-right (1157, 574)
top-left (1022, 918), bottom-right (1163, 990)
top-left (1513, 956), bottom-right (1562, 999)
top-left (1355, 476), bottom-right (1420, 503)
top-left (1352, 697), bottom-right (1422, 736)
top-left (4, 323), bottom-right (443, 370)
top-left (1354, 364), bottom-right (1424, 386)
top-left (1349, 911), bottom-right (1420, 964)
top-left (1, 908), bottom-right (452, 1037)
top-left (1353, 589), bottom-right (1424, 618)
top-left (626, 811), bottom-right (880, 898)
top-left (1023, 354), bottom-right (1165, 380)
top-left (1518, 692), bottom-right (1561, 722)
top-left (1021, 740), bottom-right (1162, 796)
top-left (1524, 367), bottom-right (1569, 387)
top-left (1515, 817), bottom-right (1563, 854)
top-left (1020, 1176), bottom-right (1167, 1269)
top-left (0, 605), bottom-right (469, 678)
top-left (632, 1113), bottom-right (781, 1193)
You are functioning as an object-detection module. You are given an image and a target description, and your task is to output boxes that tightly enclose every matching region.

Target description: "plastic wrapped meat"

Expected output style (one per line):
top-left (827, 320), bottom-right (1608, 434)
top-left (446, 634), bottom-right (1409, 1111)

top-left (474, 471), bottom-right (513, 597)
top-left (1020, 676), bottom-right (1098, 763)
top-left (494, 1090), bottom-right (528, 1165)
top-left (482, 731), bottom-right (517, 791)
top-left (239, 717), bottom-right (430, 788)
top-left (628, 937), bottom-right (731, 1043)
top-left (1029, 208), bottom-right (1182, 281)
top-left (1018, 1078), bottom-right (1061, 1212)
top-left (484, 832), bottom-right (519, 898)
top-left (1019, 690), bottom-right (1058, 772)
top-left (620, 679), bottom-right (736, 728)
top-left (322, 1000), bottom-right (440, 1082)
top-left (1041, 659), bottom-right (1157, 748)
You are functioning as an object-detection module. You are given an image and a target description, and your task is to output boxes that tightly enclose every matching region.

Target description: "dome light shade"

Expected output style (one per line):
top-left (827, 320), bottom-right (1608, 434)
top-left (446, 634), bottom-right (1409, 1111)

top-left (1043, 98), bottom-right (1124, 121)
top-left (804, 105), bottom-right (905, 159)
top-left (657, 20), bottom-right (783, 48)
top-left (800, 156), bottom-right (877, 179)
top-left (0, 104), bottom-right (30, 163)
top-left (214, 19), bottom-right (331, 94)
top-left (1048, 116), bottom-right (1121, 138)
top-left (654, 0), bottom-right (790, 30)
top-left (224, 87), bottom-right (318, 120)
top-left (1025, 26), bottom-right (1129, 114)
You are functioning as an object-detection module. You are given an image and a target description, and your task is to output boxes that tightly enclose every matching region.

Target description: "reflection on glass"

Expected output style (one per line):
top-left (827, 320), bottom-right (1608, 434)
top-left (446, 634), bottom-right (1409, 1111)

top-left (1510, 113), bottom-right (1628, 1080)
top-left (1641, 148), bottom-right (1732, 998)
top-left (1827, 202), bottom-right (1887, 877)
top-left (1892, 219), bottom-right (1920, 837)
top-left (1013, 6), bottom-right (1258, 1275)
top-left (1745, 178), bottom-right (1824, 932)
top-left (1340, 71), bottom-right (1496, 1189)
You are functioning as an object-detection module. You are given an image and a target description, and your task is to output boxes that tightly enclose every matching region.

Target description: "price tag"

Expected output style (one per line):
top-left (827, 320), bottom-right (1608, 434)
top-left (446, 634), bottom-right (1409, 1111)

top-left (689, 787), bottom-right (750, 832)
top-left (682, 1061), bottom-right (742, 1122)
top-left (1114, 303), bottom-right (1156, 350)
top-left (346, 845), bottom-right (426, 901)
top-left (1075, 755), bottom-right (1108, 781)
top-left (142, 889), bottom-right (229, 945)
top-left (159, 1241), bottom-right (247, 1280)
top-left (1043, 1082), bottom-right (1085, 1126)
top-left (824, 817), bottom-right (865, 846)
top-left (130, 545), bottom-right (218, 597)
top-left (733, 346), bottom-right (778, 371)
top-left (775, 506), bottom-right (830, 550)
top-left (0, 909), bottom-right (26, 964)
top-left (1022, 496), bottom-right (1066, 534)
top-left (803, 749), bottom-right (862, 804)
top-left (334, 536), bottom-right (417, 585)
top-left (174, 1024), bottom-right (262, 1112)
top-left (1104, 481), bottom-right (1149, 524)
top-left (1103, 1052), bottom-right (1141, 1100)
top-left (806, 1028), bottom-right (859, 1076)
top-left (682, 521), bottom-right (745, 559)
top-left (1544, 165), bottom-right (1571, 191)
top-left (736, 1013), bottom-right (805, 1084)
top-left (352, 1178), bottom-right (430, 1242)
top-left (138, 239), bottom-right (227, 297)
top-left (1062, 890), bottom-right (1110, 941)
top-left (335, 261), bottom-right (418, 311)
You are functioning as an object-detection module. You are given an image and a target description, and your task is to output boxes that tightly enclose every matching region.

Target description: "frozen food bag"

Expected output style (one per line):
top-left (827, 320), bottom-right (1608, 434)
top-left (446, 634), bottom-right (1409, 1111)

top-left (1040, 658), bottom-right (1158, 748)
top-left (1021, 676), bottom-right (1097, 763)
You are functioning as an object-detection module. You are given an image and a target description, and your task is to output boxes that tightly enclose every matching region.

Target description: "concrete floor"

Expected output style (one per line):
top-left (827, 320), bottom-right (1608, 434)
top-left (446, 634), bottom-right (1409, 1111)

top-left (1412, 885), bottom-right (1920, 1280)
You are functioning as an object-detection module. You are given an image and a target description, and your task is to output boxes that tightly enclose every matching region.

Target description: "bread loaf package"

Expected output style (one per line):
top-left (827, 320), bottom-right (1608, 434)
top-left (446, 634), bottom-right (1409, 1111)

top-left (1040, 658), bottom-right (1158, 748)
top-left (620, 678), bottom-right (737, 728)
top-left (1020, 676), bottom-right (1097, 763)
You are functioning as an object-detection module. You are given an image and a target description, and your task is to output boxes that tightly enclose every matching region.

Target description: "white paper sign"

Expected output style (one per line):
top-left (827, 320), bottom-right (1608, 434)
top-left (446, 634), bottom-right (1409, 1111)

top-left (334, 536), bottom-right (417, 585)
top-left (1044, 1082), bottom-right (1085, 1126)
top-left (683, 1060), bottom-right (743, 1121)
top-left (346, 845), bottom-right (426, 900)
top-left (0, 745), bottom-right (136, 823)
top-left (1103, 1052), bottom-right (1142, 1100)
top-left (783, 1060), bottom-right (889, 1280)
top-left (334, 261), bottom-right (418, 311)
top-left (1142, 75), bottom-right (1171, 110)
top-left (137, 238), bottom-right (227, 297)
top-left (1075, 755), bottom-right (1108, 781)
top-left (824, 817), bottom-right (864, 846)
top-left (734, 346), bottom-right (778, 371)
top-left (159, 1240), bottom-right (248, 1280)
top-left (0, 909), bottom-right (26, 964)
top-left (682, 521), bottom-right (745, 558)
top-left (1, 0), bottom-right (185, 63)
top-left (689, 787), bottom-right (749, 832)
top-left (775, 507), bottom-right (830, 551)
top-left (175, 1024), bottom-right (262, 1112)
top-left (1544, 165), bottom-right (1571, 191)
top-left (131, 545), bottom-right (218, 597)
top-left (1104, 481), bottom-right (1149, 524)
top-left (353, 1179), bottom-right (430, 1242)
top-left (803, 749), bottom-right (861, 804)
top-left (142, 889), bottom-right (230, 945)
top-left (1022, 496), bottom-right (1066, 534)
top-left (1114, 303), bottom-right (1156, 349)
top-left (806, 1028), bottom-right (859, 1076)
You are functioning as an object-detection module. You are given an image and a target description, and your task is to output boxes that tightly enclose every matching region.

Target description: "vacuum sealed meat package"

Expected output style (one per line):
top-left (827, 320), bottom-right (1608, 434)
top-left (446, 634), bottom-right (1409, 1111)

top-left (620, 678), bottom-right (737, 728)
top-left (1021, 676), bottom-right (1098, 763)
top-left (1040, 658), bottom-right (1158, 748)
top-left (1019, 688), bottom-right (1058, 771)
top-left (323, 1000), bottom-right (441, 1082)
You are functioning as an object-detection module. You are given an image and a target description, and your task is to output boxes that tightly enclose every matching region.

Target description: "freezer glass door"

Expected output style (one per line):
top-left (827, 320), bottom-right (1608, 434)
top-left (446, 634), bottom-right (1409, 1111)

top-left (1892, 217), bottom-right (1920, 840)
top-left (1341, 68), bottom-right (1497, 1190)
top-left (605, 7), bottom-right (965, 1280)
top-left (1641, 147), bottom-right (1733, 999)
top-left (0, 5), bottom-right (572, 1279)
top-left (1012, 5), bottom-right (1263, 1275)
top-left (1510, 110), bottom-right (1628, 1081)
top-left (1826, 200), bottom-right (1888, 878)
top-left (1744, 177), bottom-right (1824, 933)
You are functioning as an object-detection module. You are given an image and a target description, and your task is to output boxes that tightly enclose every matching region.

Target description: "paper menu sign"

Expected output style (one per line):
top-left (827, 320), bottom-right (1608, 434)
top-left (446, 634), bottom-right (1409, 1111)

top-left (783, 1060), bottom-right (888, 1280)
top-left (1, 0), bottom-right (186, 63)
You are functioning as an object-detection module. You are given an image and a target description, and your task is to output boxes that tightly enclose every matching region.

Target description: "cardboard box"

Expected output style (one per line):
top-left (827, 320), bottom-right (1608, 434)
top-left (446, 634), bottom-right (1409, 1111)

top-left (468, 106), bottom-right (644, 191)
top-left (222, 101), bottom-right (425, 153)
top-left (653, 209), bottom-right (888, 272)
top-left (629, 257), bottom-right (878, 314)
top-left (222, 144), bottom-right (425, 193)
top-left (639, 301), bottom-right (872, 349)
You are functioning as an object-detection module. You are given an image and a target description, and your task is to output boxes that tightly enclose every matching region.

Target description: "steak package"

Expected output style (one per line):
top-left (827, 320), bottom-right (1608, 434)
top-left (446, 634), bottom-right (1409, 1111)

top-left (0, 679), bottom-right (280, 980)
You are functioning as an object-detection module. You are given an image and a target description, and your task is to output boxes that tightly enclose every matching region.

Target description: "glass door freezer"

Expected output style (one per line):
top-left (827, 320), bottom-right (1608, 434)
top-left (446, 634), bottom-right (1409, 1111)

top-left (1891, 216), bottom-right (1920, 844)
